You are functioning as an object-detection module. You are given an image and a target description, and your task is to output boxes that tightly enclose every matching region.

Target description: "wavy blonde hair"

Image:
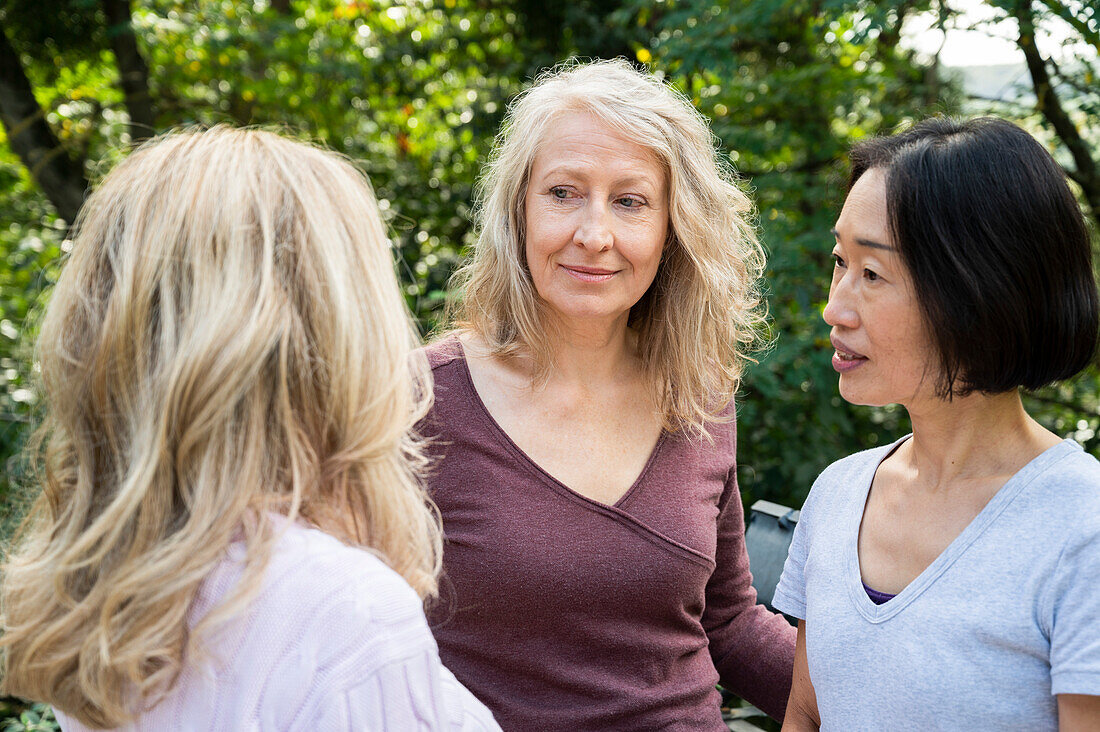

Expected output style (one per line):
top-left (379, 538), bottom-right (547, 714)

top-left (450, 59), bottom-right (767, 435)
top-left (0, 127), bottom-right (440, 727)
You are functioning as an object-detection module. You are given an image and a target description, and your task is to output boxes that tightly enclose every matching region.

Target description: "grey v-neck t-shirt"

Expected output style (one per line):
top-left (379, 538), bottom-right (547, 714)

top-left (774, 437), bottom-right (1100, 730)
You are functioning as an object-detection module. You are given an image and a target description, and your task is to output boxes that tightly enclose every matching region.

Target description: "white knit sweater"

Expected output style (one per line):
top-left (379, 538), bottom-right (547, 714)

top-left (56, 521), bottom-right (500, 731)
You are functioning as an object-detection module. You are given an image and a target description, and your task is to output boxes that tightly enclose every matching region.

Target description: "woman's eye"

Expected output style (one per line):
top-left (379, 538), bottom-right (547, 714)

top-left (864, 268), bottom-right (879, 282)
top-left (617, 196), bottom-right (645, 208)
top-left (550, 187), bottom-right (570, 199)
top-left (831, 253), bottom-right (846, 269)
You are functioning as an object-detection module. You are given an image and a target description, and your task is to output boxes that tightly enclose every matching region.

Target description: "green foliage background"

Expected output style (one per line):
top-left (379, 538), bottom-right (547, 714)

top-left (2, 0), bottom-right (1098, 521)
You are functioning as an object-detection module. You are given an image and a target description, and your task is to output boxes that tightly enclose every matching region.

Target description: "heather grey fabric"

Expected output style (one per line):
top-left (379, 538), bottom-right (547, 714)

top-left (776, 437), bottom-right (1100, 731)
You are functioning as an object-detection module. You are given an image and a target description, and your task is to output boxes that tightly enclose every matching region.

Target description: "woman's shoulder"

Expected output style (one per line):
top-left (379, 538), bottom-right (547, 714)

top-left (187, 522), bottom-right (431, 701)
top-left (1041, 439), bottom-right (1100, 487)
top-left (193, 524), bottom-right (446, 729)
top-left (799, 438), bottom-right (908, 517)
top-left (262, 522), bottom-right (422, 612)
top-left (420, 332), bottom-right (466, 372)
top-left (817, 439), bottom-right (903, 485)
top-left (274, 526), bottom-right (443, 682)
top-left (418, 334), bottom-right (486, 424)
top-left (1020, 440), bottom-right (1100, 536)
top-left (197, 520), bottom-right (426, 650)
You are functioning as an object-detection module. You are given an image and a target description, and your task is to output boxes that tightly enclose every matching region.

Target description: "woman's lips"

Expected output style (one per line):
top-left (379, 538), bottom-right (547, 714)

top-left (561, 264), bottom-right (617, 282)
top-left (830, 336), bottom-right (868, 373)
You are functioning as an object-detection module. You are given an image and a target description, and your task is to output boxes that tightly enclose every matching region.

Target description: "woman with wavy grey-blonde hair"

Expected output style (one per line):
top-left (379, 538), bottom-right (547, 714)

top-left (421, 59), bottom-right (796, 730)
top-left (0, 127), bottom-right (499, 731)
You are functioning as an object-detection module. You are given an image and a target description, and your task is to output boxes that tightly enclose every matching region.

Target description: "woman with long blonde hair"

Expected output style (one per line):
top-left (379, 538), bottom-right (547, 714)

top-left (420, 59), bottom-right (795, 730)
top-left (0, 127), bottom-right (499, 730)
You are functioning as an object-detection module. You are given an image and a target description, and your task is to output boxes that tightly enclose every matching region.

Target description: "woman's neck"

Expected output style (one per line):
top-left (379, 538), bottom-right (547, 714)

top-left (900, 389), bottom-right (1061, 491)
top-left (541, 313), bottom-right (639, 385)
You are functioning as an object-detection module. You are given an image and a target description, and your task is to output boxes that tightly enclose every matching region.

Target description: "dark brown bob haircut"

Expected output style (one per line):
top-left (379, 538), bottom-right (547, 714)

top-left (848, 116), bottom-right (1099, 397)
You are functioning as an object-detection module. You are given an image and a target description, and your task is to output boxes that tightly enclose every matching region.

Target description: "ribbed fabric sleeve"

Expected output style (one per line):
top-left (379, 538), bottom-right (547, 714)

top-left (704, 467), bottom-right (800, 719)
top-left (55, 522), bottom-right (500, 731)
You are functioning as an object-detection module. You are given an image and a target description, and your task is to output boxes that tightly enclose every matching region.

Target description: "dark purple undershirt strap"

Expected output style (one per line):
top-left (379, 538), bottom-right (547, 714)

top-left (863, 581), bottom-right (896, 605)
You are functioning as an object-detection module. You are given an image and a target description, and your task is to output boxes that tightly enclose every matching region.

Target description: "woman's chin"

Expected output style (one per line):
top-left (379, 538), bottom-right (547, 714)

top-left (544, 303), bottom-right (632, 328)
top-left (837, 381), bottom-right (890, 409)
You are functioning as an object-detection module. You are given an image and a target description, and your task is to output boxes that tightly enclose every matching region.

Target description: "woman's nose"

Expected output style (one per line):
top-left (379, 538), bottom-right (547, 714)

top-left (573, 202), bottom-right (613, 252)
top-left (823, 277), bottom-right (858, 329)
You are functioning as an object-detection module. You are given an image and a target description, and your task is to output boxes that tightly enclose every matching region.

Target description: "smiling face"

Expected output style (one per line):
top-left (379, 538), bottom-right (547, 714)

top-left (823, 168), bottom-right (938, 408)
top-left (524, 112), bottom-right (668, 332)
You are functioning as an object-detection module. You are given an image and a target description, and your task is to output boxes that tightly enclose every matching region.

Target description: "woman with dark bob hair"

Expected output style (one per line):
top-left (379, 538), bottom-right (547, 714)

top-left (776, 117), bottom-right (1100, 730)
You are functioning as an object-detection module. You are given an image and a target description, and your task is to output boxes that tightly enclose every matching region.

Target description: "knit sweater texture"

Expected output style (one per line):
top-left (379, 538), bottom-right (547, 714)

top-left (56, 521), bottom-right (500, 731)
top-left (421, 337), bottom-right (795, 731)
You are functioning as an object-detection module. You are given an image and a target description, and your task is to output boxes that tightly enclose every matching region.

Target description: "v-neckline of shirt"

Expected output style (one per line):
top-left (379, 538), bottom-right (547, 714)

top-left (845, 435), bottom-right (1079, 623)
top-left (451, 338), bottom-right (668, 510)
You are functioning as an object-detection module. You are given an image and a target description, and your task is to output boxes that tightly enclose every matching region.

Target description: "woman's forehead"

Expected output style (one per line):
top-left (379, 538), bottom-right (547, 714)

top-left (835, 169), bottom-right (891, 247)
top-left (529, 112), bottom-right (666, 186)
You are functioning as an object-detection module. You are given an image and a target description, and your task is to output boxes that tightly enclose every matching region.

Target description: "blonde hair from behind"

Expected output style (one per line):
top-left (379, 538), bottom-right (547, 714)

top-left (0, 127), bottom-right (440, 727)
top-left (449, 59), bottom-right (767, 436)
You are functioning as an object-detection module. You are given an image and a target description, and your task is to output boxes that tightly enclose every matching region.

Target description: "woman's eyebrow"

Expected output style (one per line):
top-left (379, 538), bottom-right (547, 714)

top-left (830, 227), bottom-right (893, 250)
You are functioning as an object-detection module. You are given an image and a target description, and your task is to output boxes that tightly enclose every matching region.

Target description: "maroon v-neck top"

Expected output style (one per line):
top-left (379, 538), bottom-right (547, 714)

top-left (421, 338), bottom-right (795, 730)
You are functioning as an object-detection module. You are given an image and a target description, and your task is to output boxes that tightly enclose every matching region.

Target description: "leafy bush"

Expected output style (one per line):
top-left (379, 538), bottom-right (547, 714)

top-left (0, 700), bottom-right (58, 732)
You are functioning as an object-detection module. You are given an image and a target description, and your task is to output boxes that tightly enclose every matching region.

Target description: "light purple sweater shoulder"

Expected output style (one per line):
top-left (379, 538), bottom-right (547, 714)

top-left (56, 521), bottom-right (500, 731)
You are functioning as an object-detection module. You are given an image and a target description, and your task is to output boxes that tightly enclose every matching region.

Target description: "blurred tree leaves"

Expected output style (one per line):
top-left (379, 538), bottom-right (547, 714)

top-left (0, 0), bottom-right (1097, 519)
top-left (136, 0), bottom-right (533, 325)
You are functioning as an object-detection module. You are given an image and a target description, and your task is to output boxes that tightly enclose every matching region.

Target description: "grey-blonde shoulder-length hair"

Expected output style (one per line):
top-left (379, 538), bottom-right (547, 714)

top-left (450, 59), bottom-right (767, 435)
top-left (0, 127), bottom-right (440, 727)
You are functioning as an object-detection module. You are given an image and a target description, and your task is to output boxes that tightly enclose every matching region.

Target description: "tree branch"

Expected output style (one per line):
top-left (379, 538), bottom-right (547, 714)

top-left (0, 28), bottom-right (88, 223)
top-left (1036, 0), bottom-right (1099, 51)
top-left (101, 0), bottom-right (157, 140)
top-left (876, 0), bottom-right (916, 52)
top-left (1014, 0), bottom-right (1100, 225)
